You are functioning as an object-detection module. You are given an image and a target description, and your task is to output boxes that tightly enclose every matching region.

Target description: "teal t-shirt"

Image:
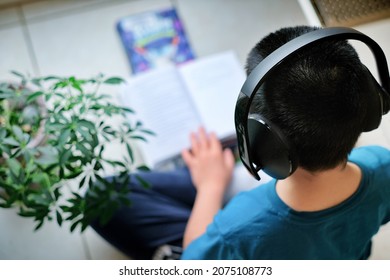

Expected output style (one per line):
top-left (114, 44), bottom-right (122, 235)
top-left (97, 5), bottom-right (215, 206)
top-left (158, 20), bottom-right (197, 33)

top-left (181, 146), bottom-right (390, 260)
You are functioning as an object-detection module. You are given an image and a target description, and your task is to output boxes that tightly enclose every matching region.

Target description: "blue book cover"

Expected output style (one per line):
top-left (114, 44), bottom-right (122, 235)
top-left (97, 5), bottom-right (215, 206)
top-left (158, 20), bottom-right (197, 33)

top-left (117, 8), bottom-right (196, 74)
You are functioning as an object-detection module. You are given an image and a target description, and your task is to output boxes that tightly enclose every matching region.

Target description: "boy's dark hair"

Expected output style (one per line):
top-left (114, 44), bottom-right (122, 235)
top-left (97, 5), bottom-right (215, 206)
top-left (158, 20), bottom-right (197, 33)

top-left (246, 26), bottom-right (373, 172)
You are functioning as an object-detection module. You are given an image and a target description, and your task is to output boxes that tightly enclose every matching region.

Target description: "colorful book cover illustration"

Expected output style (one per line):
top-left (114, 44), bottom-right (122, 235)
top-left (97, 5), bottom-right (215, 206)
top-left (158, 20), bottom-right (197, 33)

top-left (117, 8), bottom-right (195, 74)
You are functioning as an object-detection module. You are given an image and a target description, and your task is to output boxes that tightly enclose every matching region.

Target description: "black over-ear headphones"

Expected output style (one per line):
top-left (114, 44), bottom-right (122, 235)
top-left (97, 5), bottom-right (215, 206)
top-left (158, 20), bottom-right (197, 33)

top-left (234, 27), bottom-right (390, 181)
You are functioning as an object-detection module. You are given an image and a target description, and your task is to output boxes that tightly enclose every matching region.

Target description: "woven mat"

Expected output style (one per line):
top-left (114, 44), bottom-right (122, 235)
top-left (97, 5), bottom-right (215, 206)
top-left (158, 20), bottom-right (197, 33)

top-left (311, 0), bottom-right (390, 27)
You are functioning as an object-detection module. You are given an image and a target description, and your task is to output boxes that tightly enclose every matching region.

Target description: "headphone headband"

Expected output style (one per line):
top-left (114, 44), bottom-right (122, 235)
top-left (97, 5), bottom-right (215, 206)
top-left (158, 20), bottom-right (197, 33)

top-left (235, 27), bottom-right (390, 180)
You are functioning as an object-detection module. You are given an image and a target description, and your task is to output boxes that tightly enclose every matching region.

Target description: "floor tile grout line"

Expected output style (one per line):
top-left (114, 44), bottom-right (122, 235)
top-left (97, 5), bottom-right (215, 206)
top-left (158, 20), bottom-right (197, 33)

top-left (0, 0), bottom-right (174, 31)
top-left (81, 232), bottom-right (93, 260)
top-left (0, 19), bottom-right (21, 31)
top-left (17, 4), bottom-right (41, 77)
top-left (23, 0), bottom-right (171, 26)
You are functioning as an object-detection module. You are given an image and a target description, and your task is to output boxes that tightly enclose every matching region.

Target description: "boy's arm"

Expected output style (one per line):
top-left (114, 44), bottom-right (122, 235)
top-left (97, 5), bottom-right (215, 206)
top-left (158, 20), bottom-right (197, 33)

top-left (181, 127), bottom-right (235, 249)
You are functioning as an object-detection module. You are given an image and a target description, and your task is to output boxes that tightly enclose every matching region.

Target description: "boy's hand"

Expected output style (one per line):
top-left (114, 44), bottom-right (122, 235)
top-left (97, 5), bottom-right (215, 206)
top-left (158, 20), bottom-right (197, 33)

top-left (181, 127), bottom-right (235, 196)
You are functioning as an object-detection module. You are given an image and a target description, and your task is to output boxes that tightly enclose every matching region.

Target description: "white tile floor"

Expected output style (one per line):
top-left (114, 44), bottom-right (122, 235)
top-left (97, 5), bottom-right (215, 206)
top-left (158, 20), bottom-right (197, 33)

top-left (0, 0), bottom-right (389, 259)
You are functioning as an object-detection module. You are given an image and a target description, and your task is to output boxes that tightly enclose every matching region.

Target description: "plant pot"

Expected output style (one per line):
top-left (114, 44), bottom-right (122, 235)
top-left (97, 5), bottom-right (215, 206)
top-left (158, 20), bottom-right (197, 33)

top-left (0, 81), bottom-right (47, 148)
top-left (26, 95), bottom-right (46, 148)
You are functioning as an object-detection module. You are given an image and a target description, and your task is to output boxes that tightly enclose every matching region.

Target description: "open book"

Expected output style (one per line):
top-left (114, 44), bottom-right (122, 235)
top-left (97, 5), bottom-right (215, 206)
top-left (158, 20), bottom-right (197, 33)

top-left (120, 51), bottom-right (246, 167)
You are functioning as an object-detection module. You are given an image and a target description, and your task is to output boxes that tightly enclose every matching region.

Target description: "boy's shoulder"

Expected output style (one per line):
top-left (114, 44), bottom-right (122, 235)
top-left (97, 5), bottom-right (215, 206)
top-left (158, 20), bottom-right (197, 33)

top-left (349, 145), bottom-right (390, 168)
top-left (215, 180), bottom-right (277, 234)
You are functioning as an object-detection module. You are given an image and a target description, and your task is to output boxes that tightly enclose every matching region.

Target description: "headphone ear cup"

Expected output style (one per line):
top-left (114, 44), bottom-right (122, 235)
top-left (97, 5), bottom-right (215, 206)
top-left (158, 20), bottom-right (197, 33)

top-left (248, 115), bottom-right (297, 179)
top-left (361, 66), bottom-right (384, 132)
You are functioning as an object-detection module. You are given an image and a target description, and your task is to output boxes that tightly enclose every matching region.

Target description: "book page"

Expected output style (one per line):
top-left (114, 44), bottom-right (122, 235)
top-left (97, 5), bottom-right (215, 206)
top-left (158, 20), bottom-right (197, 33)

top-left (179, 51), bottom-right (246, 139)
top-left (120, 65), bottom-right (202, 166)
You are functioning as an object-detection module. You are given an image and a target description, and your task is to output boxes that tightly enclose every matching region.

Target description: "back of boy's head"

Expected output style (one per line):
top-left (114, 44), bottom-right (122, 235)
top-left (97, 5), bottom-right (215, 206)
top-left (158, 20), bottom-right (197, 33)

top-left (246, 26), bottom-right (372, 172)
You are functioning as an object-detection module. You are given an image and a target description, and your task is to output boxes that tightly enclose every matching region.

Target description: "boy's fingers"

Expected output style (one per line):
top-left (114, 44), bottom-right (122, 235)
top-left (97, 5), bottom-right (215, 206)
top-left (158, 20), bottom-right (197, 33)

top-left (209, 132), bottom-right (222, 150)
top-left (197, 127), bottom-right (208, 148)
top-left (190, 132), bottom-right (199, 154)
top-left (224, 148), bottom-right (235, 169)
top-left (181, 149), bottom-right (193, 167)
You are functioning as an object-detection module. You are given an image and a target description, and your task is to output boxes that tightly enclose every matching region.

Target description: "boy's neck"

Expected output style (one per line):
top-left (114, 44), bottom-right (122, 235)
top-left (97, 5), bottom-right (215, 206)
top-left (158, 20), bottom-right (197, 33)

top-left (275, 162), bottom-right (362, 212)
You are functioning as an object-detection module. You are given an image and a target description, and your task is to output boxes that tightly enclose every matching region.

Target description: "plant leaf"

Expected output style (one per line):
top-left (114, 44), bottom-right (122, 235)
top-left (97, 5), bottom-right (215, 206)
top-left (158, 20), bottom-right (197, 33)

top-left (58, 128), bottom-right (71, 146)
top-left (103, 77), bottom-right (125, 84)
top-left (137, 165), bottom-right (150, 171)
top-left (3, 137), bottom-right (20, 147)
top-left (59, 149), bottom-right (72, 166)
top-left (70, 220), bottom-right (80, 232)
top-left (31, 78), bottom-right (42, 87)
top-left (26, 91), bottom-right (44, 103)
top-left (139, 128), bottom-right (155, 136)
top-left (34, 220), bottom-right (45, 231)
top-left (12, 126), bottom-right (26, 143)
top-left (119, 107), bottom-right (134, 114)
top-left (99, 201), bottom-right (118, 225)
top-left (130, 135), bottom-right (147, 142)
top-left (7, 158), bottom-right (22, 177)
top-left (10, 70), bottom-right (25, 79)
top-left (56, 210), bottom-right (63, 226)
top-left (78, 119), bottom-right (96, 132)
top-left (43, 75), bottom-right (61, 81)
top-left (135, 174), bottom-right (150, 189)
top-left (35, 146), bottom-right (58, 166)
top-left (64, 169), bottom-right (83, 179)
top-left (125, 143), bottom-right (134, 163)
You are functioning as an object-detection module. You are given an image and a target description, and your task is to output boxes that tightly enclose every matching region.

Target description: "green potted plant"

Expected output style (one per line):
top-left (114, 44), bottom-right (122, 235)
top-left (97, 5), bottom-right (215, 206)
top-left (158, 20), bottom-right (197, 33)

top-left (0, 71), bottom-right (153, 232)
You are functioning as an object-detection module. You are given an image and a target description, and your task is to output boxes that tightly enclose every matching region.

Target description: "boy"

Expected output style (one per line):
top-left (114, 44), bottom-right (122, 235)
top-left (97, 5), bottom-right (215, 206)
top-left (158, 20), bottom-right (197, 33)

top-left (180, 26), bottom-right (390, 259)
top-left (92, 26), bottom-right (390, 259)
